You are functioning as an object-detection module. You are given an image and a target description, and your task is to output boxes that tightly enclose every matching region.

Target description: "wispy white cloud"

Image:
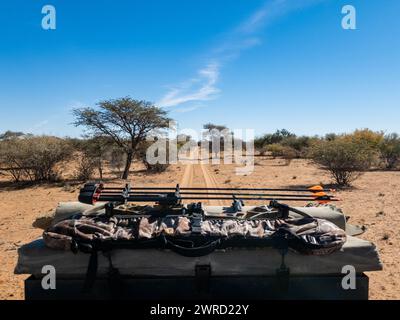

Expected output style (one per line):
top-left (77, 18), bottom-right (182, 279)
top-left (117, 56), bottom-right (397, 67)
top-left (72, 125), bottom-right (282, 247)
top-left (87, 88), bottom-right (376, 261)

top-left (173, 103), bottom-right (206, 114)
top-left (213, 37), bottom-right (262, 62)
top-left (237, 0), bottom-right (324, 34)
top-left (158, 0), bottom-right (325, 109)
top-left (236, 0), bottom-right (285, 34)
top-left (158, 63), bottom-right (220, 108)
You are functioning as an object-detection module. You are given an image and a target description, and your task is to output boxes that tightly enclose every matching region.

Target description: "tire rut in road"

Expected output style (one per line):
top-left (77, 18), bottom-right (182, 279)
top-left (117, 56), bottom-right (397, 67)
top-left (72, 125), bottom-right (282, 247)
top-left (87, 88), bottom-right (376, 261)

top-left (199, 163), bottom-right (225, 206)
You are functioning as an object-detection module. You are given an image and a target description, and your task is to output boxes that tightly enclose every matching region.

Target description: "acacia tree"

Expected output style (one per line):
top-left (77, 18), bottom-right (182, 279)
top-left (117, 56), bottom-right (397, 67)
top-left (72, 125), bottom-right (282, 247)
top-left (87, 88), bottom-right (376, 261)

top-left (203, 123), bottom-right (228, 133)
top-left (203, 123), bottom-right (230, 157)
top-left (73, 97), bottom-right (170, 179)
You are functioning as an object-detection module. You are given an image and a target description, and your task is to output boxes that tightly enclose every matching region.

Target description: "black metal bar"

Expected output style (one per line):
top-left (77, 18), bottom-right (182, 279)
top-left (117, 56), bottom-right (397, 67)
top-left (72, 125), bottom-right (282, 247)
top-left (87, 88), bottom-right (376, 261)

top-left (180, 192), bottom-right (331, 197)
top-left (99, 191), bottom-right (332, 198)
top-left (97, 195), bottom-right (173, 202)
top-left (180, 197), bottom-right (339, 201)
top-left (96, 195), bottom-right (339, 202)
top-left (100, 186), bottom-right (332, 192)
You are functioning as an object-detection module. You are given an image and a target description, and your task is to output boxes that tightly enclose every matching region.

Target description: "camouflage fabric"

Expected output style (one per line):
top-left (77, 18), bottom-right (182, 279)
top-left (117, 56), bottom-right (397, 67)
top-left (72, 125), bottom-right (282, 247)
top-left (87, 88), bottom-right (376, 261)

top-left (305, 202), bottom-right (343, 213)
top-left (43, 215), bottom-right (346, 255)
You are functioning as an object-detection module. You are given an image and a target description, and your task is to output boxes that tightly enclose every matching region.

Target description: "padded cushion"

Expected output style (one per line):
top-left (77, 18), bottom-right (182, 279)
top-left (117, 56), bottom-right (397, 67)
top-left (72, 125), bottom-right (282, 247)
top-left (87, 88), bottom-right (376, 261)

top-left (15, 236), bottom-right (382, 277)
top-left (53, 202), bottom-right (347, 230)
top-left (204, 205), bottom-right (346, 230)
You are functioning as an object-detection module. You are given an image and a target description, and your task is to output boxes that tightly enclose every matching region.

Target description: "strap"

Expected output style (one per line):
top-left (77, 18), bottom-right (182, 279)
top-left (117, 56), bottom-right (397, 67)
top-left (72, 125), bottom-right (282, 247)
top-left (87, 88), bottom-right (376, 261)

top-left (82, 250), bottom-right (98, 293)
top-left (288, 206), bottom-right (312, 218)
top-left (269, 200), bottom-right (312, 218)
top-left (104, 252), bottom-right (124, 299)
top-left (275, 247), bottom-right (290, 293)
top-left (163, 236), bottom-right (221, 257)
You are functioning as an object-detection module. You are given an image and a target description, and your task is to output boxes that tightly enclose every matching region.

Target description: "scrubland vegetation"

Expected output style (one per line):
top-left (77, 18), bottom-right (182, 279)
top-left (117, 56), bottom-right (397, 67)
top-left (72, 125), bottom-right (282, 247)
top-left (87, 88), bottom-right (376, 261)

top-left (1, 128), bottom-right (399, 187)
top-left (0, 98), bottom-right (399, 187)
top-left (253, 128), bottom-right (400, 186)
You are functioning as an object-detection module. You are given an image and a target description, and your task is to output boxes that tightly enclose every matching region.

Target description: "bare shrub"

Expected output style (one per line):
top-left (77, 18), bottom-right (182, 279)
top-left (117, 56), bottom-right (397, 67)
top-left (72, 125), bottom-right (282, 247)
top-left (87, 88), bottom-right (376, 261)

top-left (29, 137), bottom-right (72, 181)
top-left (75, 154), bottom-right (97, 181)
top-left (0, 136), bottom-right (72, 182)
top-left (107, 147), bottom-right (125, 175)
top-left (0, 138), bottom-right (29, 182)
top-left (72, 136), bottom-right (111, 180)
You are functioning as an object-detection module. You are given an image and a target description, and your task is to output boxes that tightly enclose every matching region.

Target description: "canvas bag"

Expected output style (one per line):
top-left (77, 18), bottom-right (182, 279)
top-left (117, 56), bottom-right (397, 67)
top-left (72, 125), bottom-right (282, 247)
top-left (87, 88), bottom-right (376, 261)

top-left (43, 214), bottom-right (347, 256)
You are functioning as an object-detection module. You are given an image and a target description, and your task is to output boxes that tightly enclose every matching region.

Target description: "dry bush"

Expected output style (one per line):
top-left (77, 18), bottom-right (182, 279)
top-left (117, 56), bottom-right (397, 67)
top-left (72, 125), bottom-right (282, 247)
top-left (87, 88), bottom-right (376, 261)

top-left (267, 144), bottom-right (298, 165)
top-left (267, 144), bottom-right (285, 159)
top-left (72, 137), bottom-right (111, 180)
top-left (309, 138), bottom-right (375, 186)
top-left (344, 128), bottom-right (384, 150)
top-left (143, 161), bottom-right (170, 173)
top-left (0, 138), bottom-right (29, 182)
top-left (0, 136), bottom-right (72, 182)
top-left (75, 154), bottom-right (97, 181)
top-left (108, 147), bottom-right (125, 174)
top-left (379, 133), bottom-right (400, 169)
top-left (324, 133), bottom-right (337, 141)
top-left (257, 146), bottom-right (268, 156)
top-left (254, 129), bottom-right (295, 154)
top-left (281, 136), bottom-right (308, 154)
top-left (280, 135), bottom-right (319, 158)
top-left (137, 140), bottom-right (170, 173)
top-left (343, 129), bottom-right (383, 168)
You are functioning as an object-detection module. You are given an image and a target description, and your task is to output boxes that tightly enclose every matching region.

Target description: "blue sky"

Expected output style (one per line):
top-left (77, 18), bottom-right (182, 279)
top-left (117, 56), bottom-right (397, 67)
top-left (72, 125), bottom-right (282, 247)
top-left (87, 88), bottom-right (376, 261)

top-left (0, 0), bottom-right (399, 137)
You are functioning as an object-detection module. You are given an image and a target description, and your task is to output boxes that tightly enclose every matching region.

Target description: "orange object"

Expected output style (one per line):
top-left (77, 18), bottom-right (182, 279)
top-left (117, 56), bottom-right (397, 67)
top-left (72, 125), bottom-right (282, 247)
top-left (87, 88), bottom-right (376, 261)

top-left (308, 185), bottom-right (324, 192)
top-left (313, 192), bottom-right (327, 197)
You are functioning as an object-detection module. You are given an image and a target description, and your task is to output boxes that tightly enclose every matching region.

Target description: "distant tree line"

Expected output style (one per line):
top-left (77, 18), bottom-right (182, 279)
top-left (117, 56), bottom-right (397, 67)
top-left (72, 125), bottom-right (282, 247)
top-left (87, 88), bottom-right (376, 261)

top-left (1, 96), bottom-right (399, 187)
top-left (254, 128), bottom-right (400, 186)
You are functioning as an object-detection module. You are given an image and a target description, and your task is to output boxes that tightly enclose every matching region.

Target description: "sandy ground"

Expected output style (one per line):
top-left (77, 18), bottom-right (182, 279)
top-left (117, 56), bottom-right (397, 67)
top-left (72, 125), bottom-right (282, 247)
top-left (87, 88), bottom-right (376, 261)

top-left (0, 157), bottom-right (399, 299)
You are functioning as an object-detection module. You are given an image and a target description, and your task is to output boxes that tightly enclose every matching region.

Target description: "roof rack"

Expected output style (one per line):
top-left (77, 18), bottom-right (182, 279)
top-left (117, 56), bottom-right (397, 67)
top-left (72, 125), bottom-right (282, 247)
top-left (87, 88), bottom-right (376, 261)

top-left (78, 182), bottom-right (339, 206)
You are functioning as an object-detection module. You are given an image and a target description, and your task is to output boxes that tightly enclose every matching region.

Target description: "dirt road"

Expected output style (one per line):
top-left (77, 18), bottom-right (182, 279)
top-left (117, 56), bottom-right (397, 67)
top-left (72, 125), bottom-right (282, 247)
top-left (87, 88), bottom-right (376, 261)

top-left (179, 148), bottom-right (225, 205)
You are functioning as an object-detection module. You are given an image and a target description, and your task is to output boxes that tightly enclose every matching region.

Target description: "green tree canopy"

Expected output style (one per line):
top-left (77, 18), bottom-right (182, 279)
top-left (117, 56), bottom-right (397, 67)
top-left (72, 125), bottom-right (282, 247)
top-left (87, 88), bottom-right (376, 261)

top-left (73, 97), bottom-right (171, 179)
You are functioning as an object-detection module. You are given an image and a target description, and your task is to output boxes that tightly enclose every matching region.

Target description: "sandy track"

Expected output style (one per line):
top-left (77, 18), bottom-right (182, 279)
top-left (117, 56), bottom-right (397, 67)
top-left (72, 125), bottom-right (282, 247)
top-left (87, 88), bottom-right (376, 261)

top-left (180, 162), bottom-right (194, 187)
top-left (199, 163), bottom-right (225, 206)
top-left (179, 147), bottom-right (196, 188)
top-left (179, 147), bottom-right (225, 205)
